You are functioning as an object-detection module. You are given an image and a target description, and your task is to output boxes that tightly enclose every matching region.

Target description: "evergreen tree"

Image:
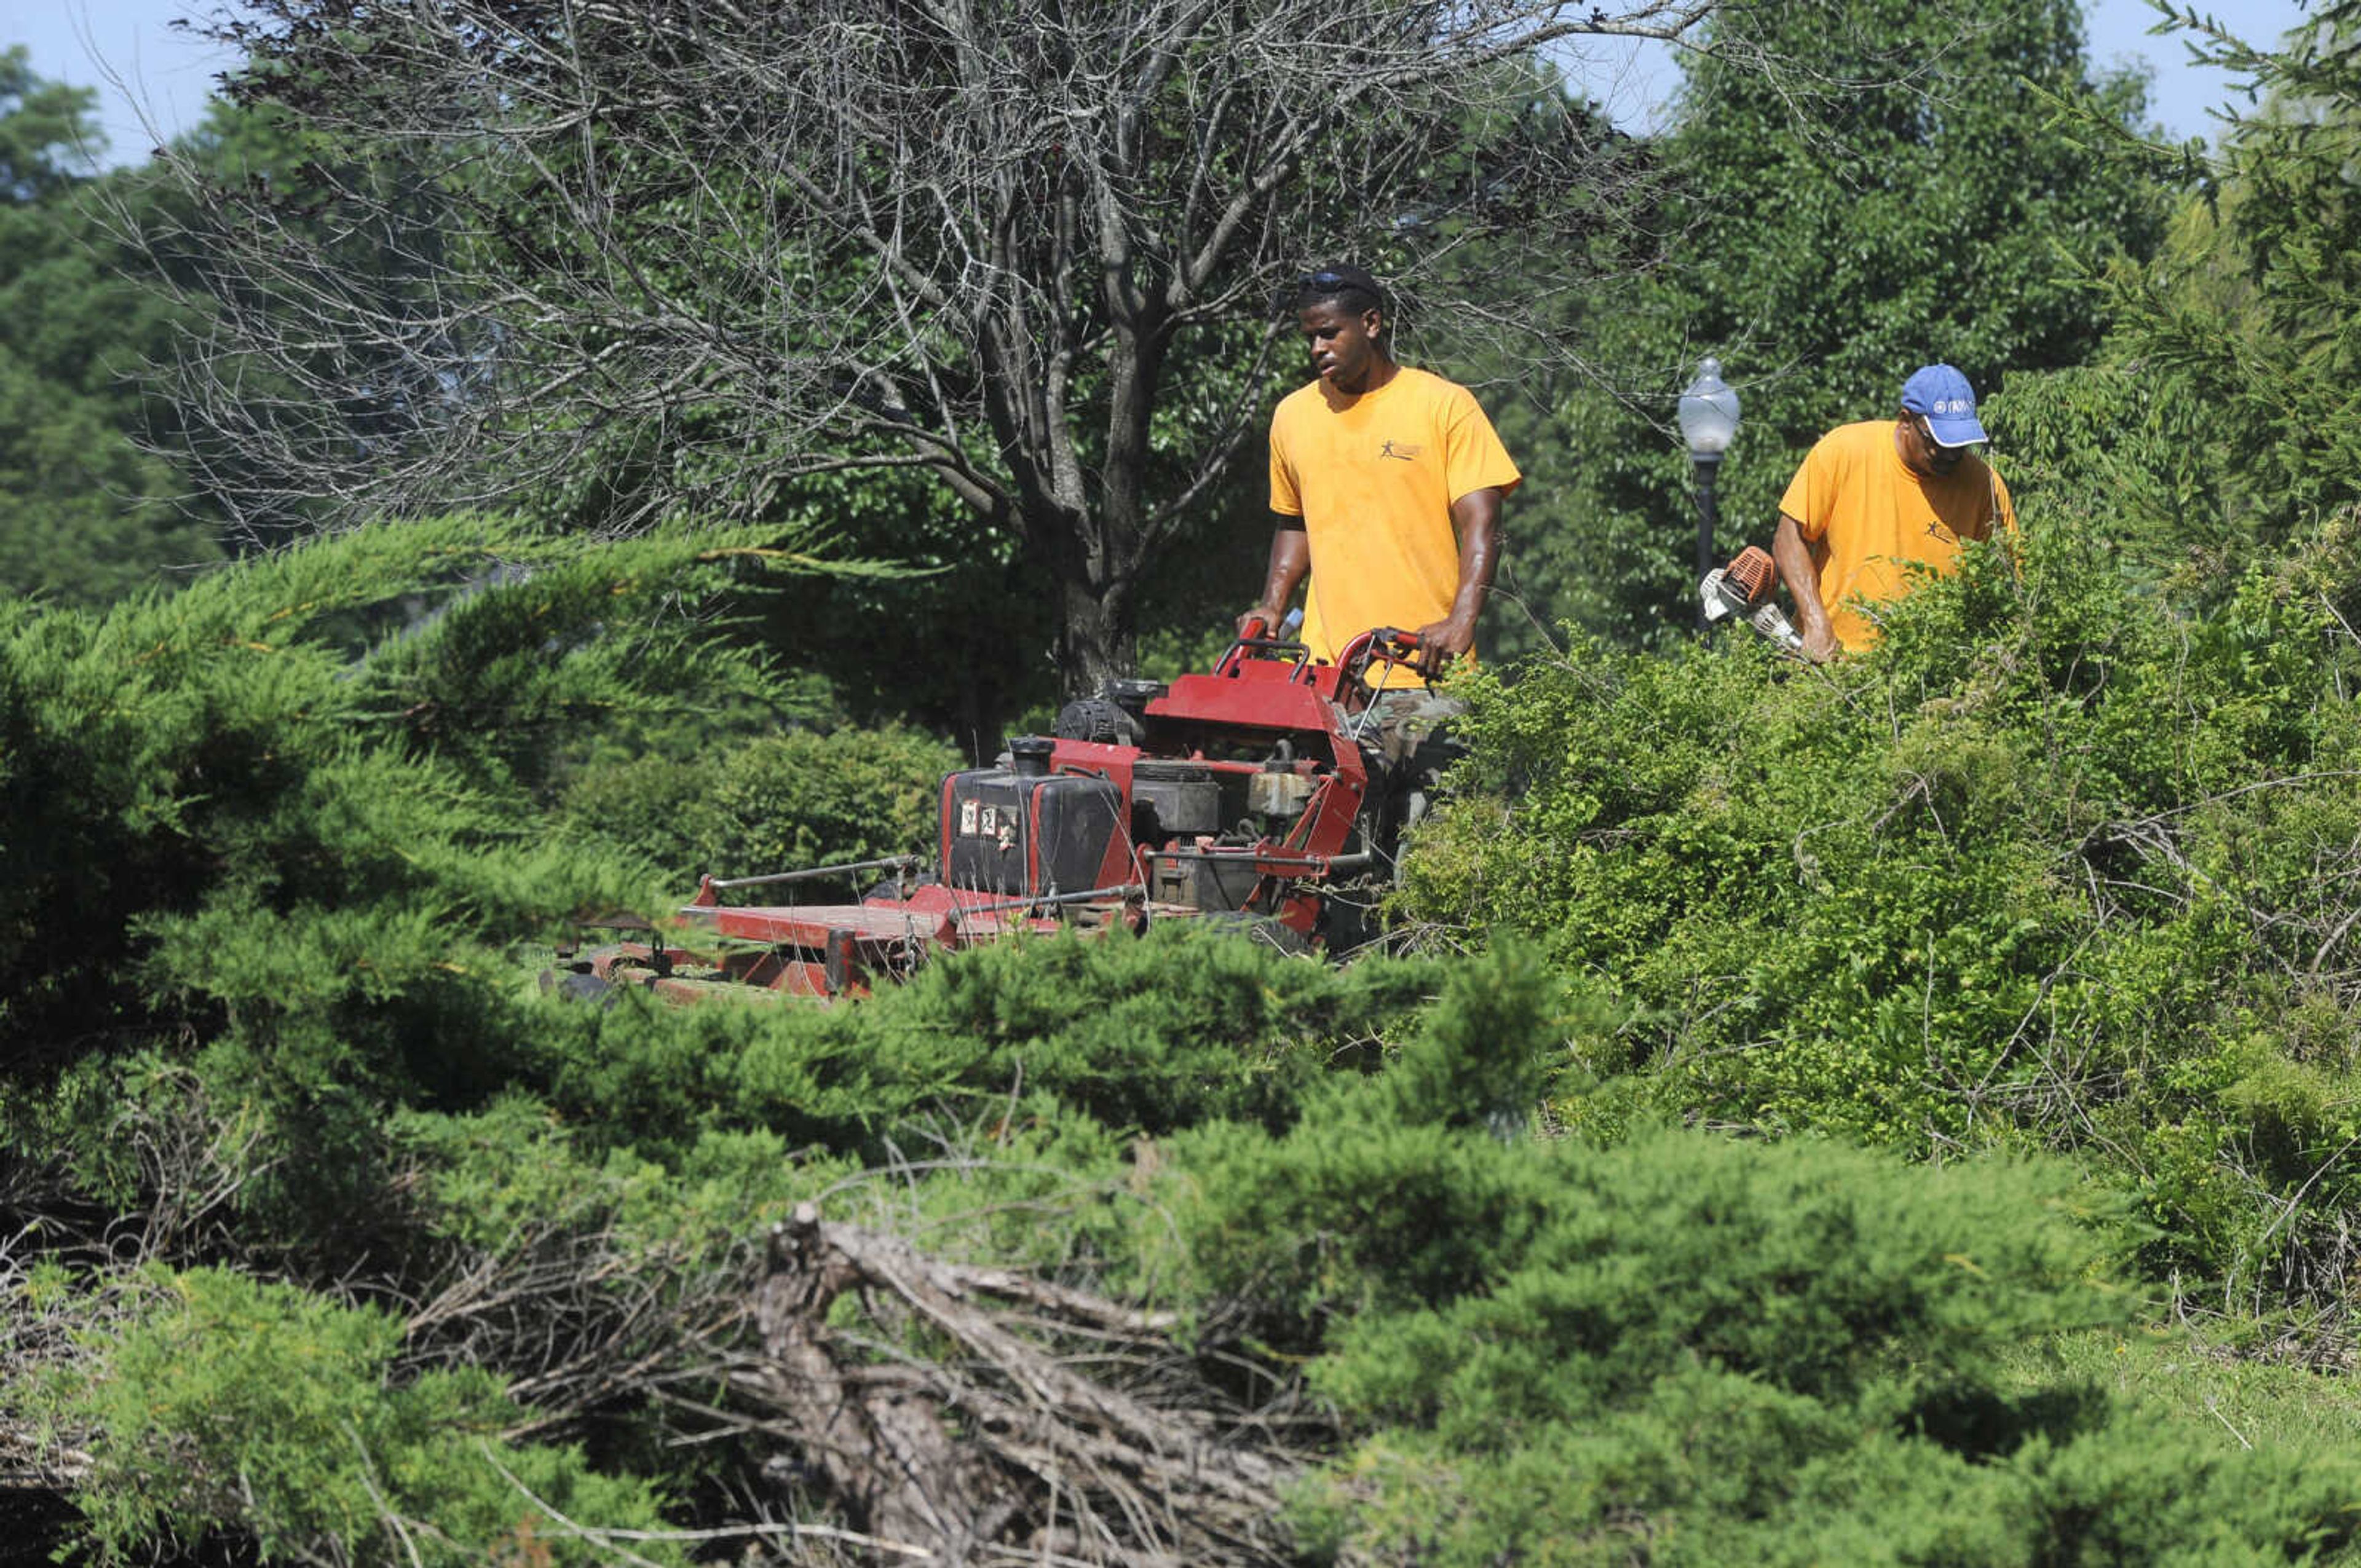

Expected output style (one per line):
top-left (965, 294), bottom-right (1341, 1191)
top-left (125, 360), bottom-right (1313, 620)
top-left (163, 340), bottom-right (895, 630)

top-left (0, 50), bottom-right (223, 606)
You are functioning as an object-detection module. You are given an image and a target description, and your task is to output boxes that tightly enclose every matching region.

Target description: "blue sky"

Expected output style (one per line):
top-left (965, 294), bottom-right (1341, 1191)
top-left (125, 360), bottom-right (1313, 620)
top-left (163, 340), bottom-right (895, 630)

top-left (3, 0), bottom-right (2319, 169)
top-left (5, 1), bottom-right (237, 164)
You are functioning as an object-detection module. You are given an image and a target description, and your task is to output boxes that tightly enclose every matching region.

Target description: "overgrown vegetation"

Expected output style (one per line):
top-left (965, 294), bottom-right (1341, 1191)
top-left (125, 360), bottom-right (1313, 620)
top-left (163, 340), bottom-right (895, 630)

top-left (1409, 508), bottom-right (2361, 1312)
top-left (12, 1), bottom-right (2361, 1562)
top-left (13, 498), bottom-right (2361, 1561)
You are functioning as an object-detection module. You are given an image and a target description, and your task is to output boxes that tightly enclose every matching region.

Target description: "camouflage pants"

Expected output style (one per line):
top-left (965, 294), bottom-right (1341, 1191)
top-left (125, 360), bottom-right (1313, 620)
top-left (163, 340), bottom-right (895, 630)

top-left (1355, 688), bottom-right (1468, 875)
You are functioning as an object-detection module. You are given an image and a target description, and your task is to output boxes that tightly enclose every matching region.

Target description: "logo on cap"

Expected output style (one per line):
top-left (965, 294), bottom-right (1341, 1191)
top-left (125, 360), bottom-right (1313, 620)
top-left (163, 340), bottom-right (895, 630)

top-left (1900, 364), bottom-right (1988, 446)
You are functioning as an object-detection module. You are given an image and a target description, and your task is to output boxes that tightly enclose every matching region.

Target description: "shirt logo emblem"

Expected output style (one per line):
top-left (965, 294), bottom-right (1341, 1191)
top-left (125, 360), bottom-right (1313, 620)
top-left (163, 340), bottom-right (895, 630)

top-left (1378, 439), bottom-right (1422, 461)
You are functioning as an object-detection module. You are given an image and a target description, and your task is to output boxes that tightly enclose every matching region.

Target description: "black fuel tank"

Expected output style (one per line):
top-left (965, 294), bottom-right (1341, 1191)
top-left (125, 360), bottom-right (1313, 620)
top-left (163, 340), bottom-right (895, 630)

top-left (941, 763), bottom-right (1123, 897)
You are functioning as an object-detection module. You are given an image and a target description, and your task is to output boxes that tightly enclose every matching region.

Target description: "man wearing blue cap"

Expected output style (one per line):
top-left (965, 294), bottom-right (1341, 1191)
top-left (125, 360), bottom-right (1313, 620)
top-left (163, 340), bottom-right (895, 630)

top-left (1771, 364), bottom-right (2016, 660)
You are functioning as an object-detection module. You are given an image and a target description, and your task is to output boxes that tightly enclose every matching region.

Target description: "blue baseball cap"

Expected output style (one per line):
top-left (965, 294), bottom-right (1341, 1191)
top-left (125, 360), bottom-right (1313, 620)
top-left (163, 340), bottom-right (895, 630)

top-left (1899, 364), bottom-right (1987, 447)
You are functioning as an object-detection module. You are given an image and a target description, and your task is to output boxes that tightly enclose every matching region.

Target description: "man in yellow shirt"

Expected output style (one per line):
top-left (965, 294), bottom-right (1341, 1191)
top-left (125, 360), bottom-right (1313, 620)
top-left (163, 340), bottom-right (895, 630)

top-left (1238, 264), bottom-right (1522, 686)
top-left (1236, 264), bottom-right (1521, 877)
top-left (1772, 364), bottom-right (2016, 661)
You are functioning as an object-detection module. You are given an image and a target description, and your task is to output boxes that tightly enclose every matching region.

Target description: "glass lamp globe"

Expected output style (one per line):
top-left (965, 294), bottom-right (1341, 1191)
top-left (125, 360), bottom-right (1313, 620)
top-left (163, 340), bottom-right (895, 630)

top-left (1677, 357), bottom-right (1741, 458)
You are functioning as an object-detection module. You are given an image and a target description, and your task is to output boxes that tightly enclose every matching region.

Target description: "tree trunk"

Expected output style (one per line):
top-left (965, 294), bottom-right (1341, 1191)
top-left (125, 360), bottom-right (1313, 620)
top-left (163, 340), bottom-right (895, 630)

top-left (1038, 300), bottom-right (1174, 698)
top-left (1056, 565), bottom-right (1134, 698)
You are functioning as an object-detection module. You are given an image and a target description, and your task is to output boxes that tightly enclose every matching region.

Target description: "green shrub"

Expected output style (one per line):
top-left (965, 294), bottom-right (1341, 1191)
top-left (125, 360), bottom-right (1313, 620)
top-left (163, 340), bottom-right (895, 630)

top-left (21, 497), bottom-right (2361, 1567)
top-left (531, 921), bottom-right (1447, 1162)
top-left (0, 514), bottom-right (848, 1249)
top-left (33, 1267), bottom-right (682, 1566)
top-left (1135, 946), bottom-right (2361, 1566)
top-left (703, 724), bottom-right (960, 880)
top-left (555, 720), bottom-right (959, 887)
top-left (1405, 510), bottom-right (2361, 1301)
top-left (549, 751), bottom-right (724, 878)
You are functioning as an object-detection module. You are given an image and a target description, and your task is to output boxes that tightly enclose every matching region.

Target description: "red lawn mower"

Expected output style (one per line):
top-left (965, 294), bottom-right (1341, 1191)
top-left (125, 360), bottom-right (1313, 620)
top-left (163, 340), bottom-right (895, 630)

top-left (546, 621), bottom-right (1435, 1002)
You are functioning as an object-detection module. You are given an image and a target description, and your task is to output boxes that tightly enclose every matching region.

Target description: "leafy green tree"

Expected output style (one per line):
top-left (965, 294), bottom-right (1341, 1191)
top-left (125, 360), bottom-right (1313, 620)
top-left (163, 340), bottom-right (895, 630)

top-left (0, 50), bottom-right (223, 605)
top-left (0, 349), bottom-right (205, 602)
top-left (1904, 3), bottom-right (2361, 605)
top-left (2086, 2), bottom-right (2361, 552)
top-left (1500, 0), bottom-right (2175, 650)
top-left (0, 45), bottom-right (97, 202)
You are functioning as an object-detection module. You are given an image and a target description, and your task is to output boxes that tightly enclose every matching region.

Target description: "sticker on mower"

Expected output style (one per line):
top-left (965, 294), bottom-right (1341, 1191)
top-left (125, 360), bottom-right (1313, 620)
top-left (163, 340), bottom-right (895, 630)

top-left (959, 801), bottom-right (1020, 849)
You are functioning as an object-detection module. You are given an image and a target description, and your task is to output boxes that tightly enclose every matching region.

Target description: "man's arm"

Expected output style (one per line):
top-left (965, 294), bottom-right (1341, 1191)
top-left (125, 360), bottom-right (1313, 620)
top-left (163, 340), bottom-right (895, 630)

top-left (1410, 486), bottom-right (1504, 677)
top-left (1771, 511), bottom-right (1839, 664)
top-left (1238, 519), bottom-right (1311, 638)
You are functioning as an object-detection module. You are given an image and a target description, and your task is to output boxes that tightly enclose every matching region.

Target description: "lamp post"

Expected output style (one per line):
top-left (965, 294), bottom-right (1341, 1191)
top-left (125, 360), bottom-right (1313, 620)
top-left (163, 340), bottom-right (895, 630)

top-left (1677, 357), bottom-right (1741, 634)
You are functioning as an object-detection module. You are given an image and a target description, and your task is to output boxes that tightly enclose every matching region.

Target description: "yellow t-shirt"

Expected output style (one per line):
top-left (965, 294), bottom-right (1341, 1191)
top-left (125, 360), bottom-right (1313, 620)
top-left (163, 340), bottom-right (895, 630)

top-left (1268, 366), bottom-right (1521, 683)
top-left (1779, 419), bottom-right (2017, 652)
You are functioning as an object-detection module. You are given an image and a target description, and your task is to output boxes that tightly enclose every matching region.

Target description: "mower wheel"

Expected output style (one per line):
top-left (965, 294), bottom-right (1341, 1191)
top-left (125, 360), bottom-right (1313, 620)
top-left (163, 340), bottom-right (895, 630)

top-left (546, 971), bottom-right (619, 1007)
top-left (864, 870), bottom-right (939, 903)
top-left (1198, 911), bottom-right (1312, 957)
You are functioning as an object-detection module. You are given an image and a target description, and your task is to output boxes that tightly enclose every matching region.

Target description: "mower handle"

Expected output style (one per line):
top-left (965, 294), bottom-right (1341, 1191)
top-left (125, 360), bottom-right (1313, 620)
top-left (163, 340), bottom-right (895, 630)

top-left (1333, 626), bottom-right (1423, 672)
top-left (1216, 609), bottom-right (1310, 677)
top-left (1323, 627), bottom-right (1433, 720)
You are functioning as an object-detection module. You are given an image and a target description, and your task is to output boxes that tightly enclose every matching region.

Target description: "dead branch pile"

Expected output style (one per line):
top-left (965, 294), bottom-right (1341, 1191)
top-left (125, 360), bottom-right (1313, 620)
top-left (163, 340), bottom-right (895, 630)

top-left (740, 1203), bottom-right (1307, 1567)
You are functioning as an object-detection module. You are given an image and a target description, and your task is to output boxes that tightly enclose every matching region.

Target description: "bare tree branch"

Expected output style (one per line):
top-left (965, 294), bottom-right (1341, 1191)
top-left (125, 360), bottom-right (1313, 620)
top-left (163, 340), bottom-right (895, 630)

top-left (144, 0), bottom-right (1713, 692)
top-left (738, 1201), bottom-right (1306, 1566)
